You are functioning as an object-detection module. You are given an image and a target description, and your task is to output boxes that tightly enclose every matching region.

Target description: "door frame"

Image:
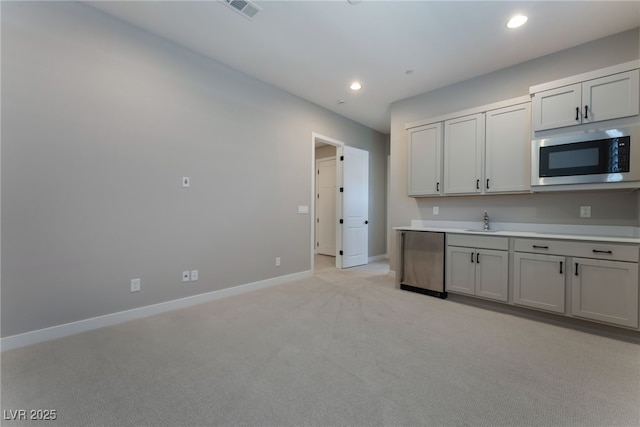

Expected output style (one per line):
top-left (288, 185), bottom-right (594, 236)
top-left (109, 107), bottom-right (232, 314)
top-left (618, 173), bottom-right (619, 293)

top-left (311, 133), bottom-right (344, 272)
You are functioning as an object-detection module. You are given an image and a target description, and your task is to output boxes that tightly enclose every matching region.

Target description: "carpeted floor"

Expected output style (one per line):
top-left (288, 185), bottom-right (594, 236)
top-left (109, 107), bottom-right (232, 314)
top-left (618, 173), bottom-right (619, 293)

top-left (1, 258), bottom-right (639, 427)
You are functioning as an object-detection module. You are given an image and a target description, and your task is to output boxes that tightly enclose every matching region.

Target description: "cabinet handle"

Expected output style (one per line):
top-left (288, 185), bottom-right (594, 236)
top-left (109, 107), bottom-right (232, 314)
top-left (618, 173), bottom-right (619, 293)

top-left (471, 252), bottom-right (474, 263)
top-left (533, 245), bottom-right (549, 249)
top-left (476, 253), bottom-right (480, 264)
top-left (592, 249), bottom-right (612, 254)
top-left (486, 178), bottom-right (490, 189)
top-left (575, 263), bottom-right (579, 276)
top-left (476, 179), bottom-right (480, 190)
top-left (575, 107), bottom-right (580, 121)
top-left (436, 182), bottom-right (439, 192)
top-left (584, 105), bottom-right (589, 120)
top-left (559, 261), bottom-right (563, 274)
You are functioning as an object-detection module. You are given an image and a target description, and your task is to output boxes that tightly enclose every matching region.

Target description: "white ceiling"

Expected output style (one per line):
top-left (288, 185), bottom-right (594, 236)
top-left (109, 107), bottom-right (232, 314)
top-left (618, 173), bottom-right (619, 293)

top-left (86, 1), bottom-right (640, 134)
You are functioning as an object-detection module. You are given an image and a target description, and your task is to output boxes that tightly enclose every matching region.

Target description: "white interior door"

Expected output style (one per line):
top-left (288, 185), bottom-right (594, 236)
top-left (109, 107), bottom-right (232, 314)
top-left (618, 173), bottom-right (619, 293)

top-left (339, 146), bottom-right (369, 268)
top-left (315, 157), bottom-right (336, 256)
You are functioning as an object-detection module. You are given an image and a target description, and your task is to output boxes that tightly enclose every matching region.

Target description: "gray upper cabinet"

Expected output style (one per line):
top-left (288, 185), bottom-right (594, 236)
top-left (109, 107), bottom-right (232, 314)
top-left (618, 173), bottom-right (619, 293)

top-left (407, 122), bottom-right (442, 196)
top-left (406, 96), bottom-right (532, 198)
top-left (444, 113), bottom-right (484, 195)
top-left (485, 102), bottom-right (531, 194)
top-left (531, 64), bottom-right (640, 132)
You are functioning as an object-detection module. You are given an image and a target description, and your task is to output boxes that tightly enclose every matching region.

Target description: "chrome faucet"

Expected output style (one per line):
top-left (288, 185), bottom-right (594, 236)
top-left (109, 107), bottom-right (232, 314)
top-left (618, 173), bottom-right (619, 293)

top-left (483, 210), bottom-right (490, 230)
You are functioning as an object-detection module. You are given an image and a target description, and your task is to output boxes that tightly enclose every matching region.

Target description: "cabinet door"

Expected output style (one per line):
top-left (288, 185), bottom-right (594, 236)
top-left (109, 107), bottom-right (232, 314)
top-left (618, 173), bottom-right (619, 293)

top-left (475, 249), bottom-right (509, 302)
top-left (583, 70), bottom-right (640, 124)
top-left (513, 253), bottom-right (566, 314)
top-left (444, 114), bottom-right (484, 194)
top-left (532, 83), bottom-right (581, 131)
top-left (407, 123), bottom-right (442, 196)
top-left (485, 103), bottom-right (531, 193)
top-left (571, 258), bottom-right (639, 328)
top-left (446, 246), bottom-right (475, 295)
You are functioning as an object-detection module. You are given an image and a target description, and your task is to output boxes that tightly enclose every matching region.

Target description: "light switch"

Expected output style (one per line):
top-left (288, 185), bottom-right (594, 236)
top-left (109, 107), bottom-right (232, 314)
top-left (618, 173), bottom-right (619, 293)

top-left (298, 205), bottom-right (309, 214)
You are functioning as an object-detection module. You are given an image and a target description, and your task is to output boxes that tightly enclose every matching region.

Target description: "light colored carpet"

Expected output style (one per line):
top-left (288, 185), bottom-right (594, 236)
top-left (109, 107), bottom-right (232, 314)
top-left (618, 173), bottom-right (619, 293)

top-left (2, 259), bottom-right (639, 427)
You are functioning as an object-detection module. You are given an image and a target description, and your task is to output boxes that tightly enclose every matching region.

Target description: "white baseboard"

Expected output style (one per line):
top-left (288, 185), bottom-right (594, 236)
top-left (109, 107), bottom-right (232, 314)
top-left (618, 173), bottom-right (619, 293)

top-left (1, 270), bottom-right (312, 352)
top-left (368, 254), bottom-right (387, 262)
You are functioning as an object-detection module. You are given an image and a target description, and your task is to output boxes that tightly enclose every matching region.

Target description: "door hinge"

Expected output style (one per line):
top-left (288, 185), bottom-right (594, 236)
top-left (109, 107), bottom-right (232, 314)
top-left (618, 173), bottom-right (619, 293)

top-left (317, 170), bottom-right (320, 174)
top-left (339, 219), bottom-right (343, 224)
top-left (339, 250), bottom-right (343, 256)
top-left (317, 242), bottom-right (319, 247)
top-left (317, 218), bottom-right (319, 223)
top-left (340, 155), bottom-right (344, 161)
top-left (340, 187), bottom-right (344, 192)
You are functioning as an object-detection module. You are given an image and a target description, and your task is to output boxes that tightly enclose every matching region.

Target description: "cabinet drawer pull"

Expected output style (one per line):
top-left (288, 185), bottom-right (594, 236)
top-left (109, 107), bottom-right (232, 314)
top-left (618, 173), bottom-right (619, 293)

top-left (436, 182), bottom-right (439, 192)
top-left (575, 263), bottom-right (579, 276)
top-left (471, 252), bottom-right (474, 263)
top-left (575, 107), bottom-right (580, 121)
top-left (476, 253), bottom-right (480, 264)
top-left (533, 245), bottom-right (549, 249)
top-left (476, 179), bottom-right (480, 190)
top-left (559, 261), bottom-right (563, 274)
top-left (592, 249), bottom-right (612, 255)
top-left (584, 105), bottom-right (589, 120)
top-left (486, 178), bottom-right (490, 189)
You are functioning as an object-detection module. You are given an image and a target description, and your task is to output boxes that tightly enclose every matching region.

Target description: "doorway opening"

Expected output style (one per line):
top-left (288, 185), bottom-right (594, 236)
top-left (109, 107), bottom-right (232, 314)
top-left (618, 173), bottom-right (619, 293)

top-left (311, 133), bottom-right (369, 274)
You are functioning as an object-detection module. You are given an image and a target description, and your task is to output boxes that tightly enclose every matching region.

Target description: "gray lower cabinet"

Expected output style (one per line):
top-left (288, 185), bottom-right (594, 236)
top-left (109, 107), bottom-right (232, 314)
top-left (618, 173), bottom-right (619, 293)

top-left (513, 253), bottom-right (566, 314)
top-left (446, 235), bottom-right (509, 302)
top-left (572, 258), bottom-right (639, 328)
top-left (514, 238), bottom-right (640, 329)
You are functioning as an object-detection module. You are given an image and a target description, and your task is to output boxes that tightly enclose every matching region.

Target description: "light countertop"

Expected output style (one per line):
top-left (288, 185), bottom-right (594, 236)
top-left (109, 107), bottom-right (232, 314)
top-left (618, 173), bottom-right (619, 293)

top-left (394, 221), bottom-right (640, 244)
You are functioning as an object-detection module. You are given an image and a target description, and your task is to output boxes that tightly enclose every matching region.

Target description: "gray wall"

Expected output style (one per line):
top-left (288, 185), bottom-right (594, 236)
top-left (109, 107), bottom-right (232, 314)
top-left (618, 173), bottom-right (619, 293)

top-left (389, 28), bottom-right (640, 271)
top-left (1, 2), bottom-right (387, 337)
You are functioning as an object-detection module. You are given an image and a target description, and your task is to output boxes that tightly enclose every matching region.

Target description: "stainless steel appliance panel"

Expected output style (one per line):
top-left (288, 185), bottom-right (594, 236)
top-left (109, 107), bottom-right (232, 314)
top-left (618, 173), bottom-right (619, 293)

top-left (532, 125), bottom-right (640, 187)
top-left (400, 231), bottom-right (446, 299)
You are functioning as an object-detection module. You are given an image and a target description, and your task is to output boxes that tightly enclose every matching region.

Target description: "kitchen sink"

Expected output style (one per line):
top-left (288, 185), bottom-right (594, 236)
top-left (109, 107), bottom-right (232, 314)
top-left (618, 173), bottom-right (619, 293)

top-left (464, 229), bottom-right (500, 233)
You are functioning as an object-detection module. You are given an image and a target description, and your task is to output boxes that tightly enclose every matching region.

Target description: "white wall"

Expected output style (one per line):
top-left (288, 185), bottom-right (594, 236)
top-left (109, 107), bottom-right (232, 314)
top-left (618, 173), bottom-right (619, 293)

top-left (0, 2), bottom-right (387, 337)
top-left (389, 28), bottom-right (640, 271)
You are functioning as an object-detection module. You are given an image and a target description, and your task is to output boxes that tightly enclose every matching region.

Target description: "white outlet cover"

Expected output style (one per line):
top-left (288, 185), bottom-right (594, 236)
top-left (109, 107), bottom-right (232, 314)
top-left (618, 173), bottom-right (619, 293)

top-left (580, 206), bottom-right (591, 218)
top-left (190, 270), bottom-right (198, 281)
top-left (275, 257), bottom-right (281, 267)
top-left (298, 205), bottom-right (309, 214)
top-left (182, 271), bottom-right (190, 282)
top-left (131, 278), bottom-right (141, 293)
top-left (433, 206), bottom-right (439, 215)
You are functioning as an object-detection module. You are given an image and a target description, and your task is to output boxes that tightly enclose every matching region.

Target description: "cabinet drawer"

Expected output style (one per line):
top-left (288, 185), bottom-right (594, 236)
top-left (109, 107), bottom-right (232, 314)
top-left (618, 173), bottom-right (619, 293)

top-left (448, 234), bottom-right (508, 250)
top-left (514, 238), bottom-right (639, 262)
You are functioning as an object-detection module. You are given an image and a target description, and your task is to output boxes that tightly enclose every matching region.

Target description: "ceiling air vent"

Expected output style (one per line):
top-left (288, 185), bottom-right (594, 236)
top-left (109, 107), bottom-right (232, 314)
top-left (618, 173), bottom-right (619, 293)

top-left (223, 0), bottom-right (262, 19)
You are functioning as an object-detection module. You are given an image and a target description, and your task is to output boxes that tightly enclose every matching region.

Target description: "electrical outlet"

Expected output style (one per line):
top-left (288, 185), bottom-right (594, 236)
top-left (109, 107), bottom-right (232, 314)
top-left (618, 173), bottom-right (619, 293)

top-left (190, 270), bottom-right (198, 281)
top-left (580, 205), bottom-right (591, 218)
top-left (275, 257), bottom-right (281, 267)
top-left (131, 278), bottom-right (141, 293)
top-left (433, 206), bottom-right (439, 215)
top-left (182, 271), bottom-right (190, 283)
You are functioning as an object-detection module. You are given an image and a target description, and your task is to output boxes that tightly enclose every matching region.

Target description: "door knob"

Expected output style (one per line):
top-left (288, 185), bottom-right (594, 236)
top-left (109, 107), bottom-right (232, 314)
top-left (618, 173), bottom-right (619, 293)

top-left (364, 220), bottom-right (369, 224)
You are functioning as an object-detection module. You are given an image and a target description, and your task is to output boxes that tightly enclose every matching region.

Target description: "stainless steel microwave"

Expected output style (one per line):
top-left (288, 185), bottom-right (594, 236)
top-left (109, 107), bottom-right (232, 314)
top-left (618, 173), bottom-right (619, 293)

top-left (532, 125), bottom-right (640, 189)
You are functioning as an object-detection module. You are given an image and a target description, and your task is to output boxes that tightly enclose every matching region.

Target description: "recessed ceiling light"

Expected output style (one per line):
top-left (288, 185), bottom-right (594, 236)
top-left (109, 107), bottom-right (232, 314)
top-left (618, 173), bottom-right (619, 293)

top-left (350, 82), bottom-right (362, 91)
top-left (507, 15), bottom-right (528, 29)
